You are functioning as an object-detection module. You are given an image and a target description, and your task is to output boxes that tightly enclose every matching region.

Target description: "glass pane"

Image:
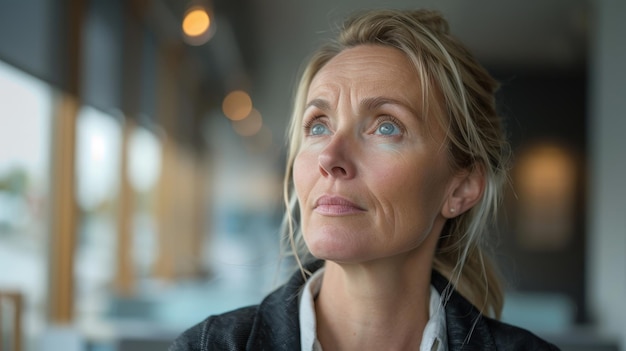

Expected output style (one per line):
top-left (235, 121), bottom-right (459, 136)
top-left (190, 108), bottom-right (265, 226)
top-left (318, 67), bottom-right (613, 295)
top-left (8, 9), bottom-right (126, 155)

top-left (128, 126), bottom-right (161, 279)
top-left (74, 106), bottom-right (121, 327)
top-left (0, 60), bottom-right (53, 350)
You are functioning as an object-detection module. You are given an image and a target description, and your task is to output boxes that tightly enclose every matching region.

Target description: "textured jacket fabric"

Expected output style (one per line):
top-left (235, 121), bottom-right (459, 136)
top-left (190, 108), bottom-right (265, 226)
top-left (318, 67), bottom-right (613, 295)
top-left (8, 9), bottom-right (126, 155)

top-left (169, 260), bottom-right (559, 351)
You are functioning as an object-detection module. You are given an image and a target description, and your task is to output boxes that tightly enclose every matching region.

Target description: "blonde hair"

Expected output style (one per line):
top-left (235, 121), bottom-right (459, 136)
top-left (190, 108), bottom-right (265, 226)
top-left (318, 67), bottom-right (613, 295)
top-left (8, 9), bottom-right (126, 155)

top-left (281, 9), bottom-right (509, 319)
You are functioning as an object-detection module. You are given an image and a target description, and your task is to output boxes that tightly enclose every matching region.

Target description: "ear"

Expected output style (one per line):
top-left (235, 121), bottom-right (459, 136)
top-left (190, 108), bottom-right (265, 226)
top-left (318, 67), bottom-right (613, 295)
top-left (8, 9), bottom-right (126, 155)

top-left (442, 166), bottom-right (485, 218)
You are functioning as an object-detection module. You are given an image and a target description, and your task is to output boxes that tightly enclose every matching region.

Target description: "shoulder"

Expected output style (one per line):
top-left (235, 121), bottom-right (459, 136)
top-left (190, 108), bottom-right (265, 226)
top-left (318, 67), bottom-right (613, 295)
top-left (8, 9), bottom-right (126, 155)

top-left (169, 260), bottom-right (323, 351)
top-left (430, 270), bottom-right (559, 350)
top-left (168, 306), bottom-right (259, 351)
top-left (483, 317), bottom-right (560, 351)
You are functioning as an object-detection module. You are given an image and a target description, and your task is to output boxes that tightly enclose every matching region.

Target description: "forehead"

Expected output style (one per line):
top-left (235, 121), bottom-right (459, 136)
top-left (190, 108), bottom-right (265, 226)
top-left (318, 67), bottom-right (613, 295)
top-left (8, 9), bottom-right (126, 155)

top-left (302, 45), bottom-right (448, 143)
top-left (308, 45), bottom-right (421, 99)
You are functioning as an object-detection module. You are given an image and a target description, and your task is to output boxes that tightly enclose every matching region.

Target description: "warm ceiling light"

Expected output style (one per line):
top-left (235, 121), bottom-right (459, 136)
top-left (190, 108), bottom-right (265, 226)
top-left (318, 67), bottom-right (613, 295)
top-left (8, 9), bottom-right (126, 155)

top-left (232, 109), bottom-right (263, 136)
top-left (514, 143), bottom-right (578, 250)
top-left (517, 145), bottom-right (576, 201)
top-left (182, 7), bottom-right (210, 37)
top-left (222, 90), bottom-right (252, 121)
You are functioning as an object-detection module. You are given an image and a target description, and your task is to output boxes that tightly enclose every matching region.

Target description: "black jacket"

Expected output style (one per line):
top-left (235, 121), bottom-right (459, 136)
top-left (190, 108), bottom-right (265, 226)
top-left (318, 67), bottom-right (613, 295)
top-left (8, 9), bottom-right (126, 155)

top-left (170, 261), bottom-right (559, 350)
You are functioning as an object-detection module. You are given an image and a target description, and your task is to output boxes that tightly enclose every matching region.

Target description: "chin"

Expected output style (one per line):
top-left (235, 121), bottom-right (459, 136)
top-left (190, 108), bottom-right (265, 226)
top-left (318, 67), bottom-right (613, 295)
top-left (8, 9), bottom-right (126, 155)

top-left (302, 222), bottom-right (383, 261)
top-left (305, 236), bottom-right (373, 264)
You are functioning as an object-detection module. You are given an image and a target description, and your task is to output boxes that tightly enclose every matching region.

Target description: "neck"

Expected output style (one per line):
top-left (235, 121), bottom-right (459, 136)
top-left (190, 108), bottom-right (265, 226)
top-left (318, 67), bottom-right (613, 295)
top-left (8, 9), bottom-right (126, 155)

top-left (315, 253), bottom-right (434, 351)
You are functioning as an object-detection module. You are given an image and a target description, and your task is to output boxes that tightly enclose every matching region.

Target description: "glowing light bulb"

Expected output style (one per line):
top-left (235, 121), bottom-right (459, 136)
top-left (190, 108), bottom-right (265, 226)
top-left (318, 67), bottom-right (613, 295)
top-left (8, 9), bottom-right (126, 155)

top-left (232, 109), bottom-right (263, 136)
top-left (222, 90), bottom-right (253, 121)
top-left (182, 7), bottom-right (210, 37)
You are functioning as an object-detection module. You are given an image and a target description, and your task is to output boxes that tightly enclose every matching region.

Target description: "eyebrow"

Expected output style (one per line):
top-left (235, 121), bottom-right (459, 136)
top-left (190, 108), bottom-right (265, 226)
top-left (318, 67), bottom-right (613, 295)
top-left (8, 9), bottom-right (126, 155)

top-left (304, 98), bottom-right (331, 111)
top-left (364, 97), bottom-right (423, 122)
top-left (305, 96), bottom-right (414, 112)
top-left (362, 97), bottom-right (409, 111)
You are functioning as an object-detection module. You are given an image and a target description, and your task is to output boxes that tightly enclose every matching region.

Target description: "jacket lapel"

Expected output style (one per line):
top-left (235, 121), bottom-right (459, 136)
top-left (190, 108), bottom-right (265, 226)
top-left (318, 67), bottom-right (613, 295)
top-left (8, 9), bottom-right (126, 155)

top-left (249, 260), bottom-right (324, 350)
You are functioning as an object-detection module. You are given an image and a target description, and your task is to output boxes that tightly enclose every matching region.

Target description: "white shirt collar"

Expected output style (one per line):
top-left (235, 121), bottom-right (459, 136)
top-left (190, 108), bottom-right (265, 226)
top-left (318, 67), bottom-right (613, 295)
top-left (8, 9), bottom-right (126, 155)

top-left (299, 268), bottom-right (324, 351)
top-left (298, 268), bottom-right (448, 351)
top-left (422, 284), bottom-right (448, 351)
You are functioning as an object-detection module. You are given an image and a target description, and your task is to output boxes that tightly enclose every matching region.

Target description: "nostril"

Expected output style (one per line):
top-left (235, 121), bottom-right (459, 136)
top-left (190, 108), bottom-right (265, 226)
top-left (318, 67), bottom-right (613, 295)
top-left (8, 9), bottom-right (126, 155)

top-left (317, 139), bottom-right (353, 178)
top-left (318, 162), bottom-right (349, 178)
top-left (332, 166), bottom-right (347, 176)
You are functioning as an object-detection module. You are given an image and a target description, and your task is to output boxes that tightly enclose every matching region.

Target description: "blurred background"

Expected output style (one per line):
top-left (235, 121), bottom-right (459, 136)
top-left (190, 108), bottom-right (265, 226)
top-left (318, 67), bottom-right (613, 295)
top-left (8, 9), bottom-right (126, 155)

top-left (0, 0), bottom-right (624, 350)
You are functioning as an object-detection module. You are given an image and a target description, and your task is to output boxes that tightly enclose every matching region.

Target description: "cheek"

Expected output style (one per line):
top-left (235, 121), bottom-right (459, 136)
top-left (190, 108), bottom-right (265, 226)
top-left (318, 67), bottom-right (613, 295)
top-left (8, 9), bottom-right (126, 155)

top-left (375, 158), bottom-right (450, 216)
top-left (292, 152), bottom-right (315, 200)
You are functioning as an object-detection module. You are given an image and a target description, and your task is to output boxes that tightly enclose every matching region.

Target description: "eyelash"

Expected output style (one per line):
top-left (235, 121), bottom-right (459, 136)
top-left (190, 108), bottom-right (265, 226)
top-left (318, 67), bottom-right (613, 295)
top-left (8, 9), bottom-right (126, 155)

top-left (373, 115), bottom-right (405, 135)
top-left (302, 115), bottom-right (328, 134)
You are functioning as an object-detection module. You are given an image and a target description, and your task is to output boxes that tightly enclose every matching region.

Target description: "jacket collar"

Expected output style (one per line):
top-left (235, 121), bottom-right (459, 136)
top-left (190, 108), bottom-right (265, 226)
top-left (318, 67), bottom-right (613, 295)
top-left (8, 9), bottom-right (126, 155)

top-left (249, 260), bottom-right (324, 350)
top-left (431, 270), bottom-right (497, 350)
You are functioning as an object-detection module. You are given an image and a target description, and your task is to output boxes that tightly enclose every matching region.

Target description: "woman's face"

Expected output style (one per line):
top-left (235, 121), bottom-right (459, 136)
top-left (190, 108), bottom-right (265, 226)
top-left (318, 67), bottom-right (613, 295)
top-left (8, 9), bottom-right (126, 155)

top-left (293, 45), bottom-right (460, 264)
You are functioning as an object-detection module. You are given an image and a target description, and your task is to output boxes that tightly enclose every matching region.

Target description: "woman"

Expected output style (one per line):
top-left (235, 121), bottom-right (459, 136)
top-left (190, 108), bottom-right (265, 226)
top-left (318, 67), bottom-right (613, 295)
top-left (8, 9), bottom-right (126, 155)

top-left (171, 9), bottom-right (559, 351)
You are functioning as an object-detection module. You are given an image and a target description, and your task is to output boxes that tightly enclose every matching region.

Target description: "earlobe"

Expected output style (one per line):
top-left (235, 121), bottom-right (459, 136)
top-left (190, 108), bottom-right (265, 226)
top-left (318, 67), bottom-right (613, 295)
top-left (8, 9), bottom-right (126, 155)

top-left (442, 166), bottom-right (485, 218)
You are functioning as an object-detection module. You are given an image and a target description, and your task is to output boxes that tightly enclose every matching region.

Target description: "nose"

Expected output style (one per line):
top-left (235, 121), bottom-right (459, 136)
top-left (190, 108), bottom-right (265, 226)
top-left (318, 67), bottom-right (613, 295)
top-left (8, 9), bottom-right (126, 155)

top-left (318, 133), bottom-right (356, 179)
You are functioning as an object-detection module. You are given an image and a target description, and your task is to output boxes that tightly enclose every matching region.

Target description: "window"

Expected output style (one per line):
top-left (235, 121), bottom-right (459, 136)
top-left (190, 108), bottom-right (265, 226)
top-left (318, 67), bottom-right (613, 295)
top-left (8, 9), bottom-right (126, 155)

top-left (0, 59), bottom-right (53, 349)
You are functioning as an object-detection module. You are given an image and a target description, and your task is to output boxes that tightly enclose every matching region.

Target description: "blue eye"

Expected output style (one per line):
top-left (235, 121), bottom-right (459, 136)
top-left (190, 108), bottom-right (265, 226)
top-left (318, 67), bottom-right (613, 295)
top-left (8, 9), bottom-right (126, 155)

top-left (310, 123), bottom-right (329, 136)
top-left (375, 122), bottom-right (400, 136)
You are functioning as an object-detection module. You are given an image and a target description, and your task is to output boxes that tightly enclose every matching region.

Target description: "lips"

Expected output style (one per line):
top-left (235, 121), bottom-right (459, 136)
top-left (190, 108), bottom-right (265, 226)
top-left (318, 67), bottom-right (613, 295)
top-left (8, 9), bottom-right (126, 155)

top-left (314, 195), bottom-right (365, 215)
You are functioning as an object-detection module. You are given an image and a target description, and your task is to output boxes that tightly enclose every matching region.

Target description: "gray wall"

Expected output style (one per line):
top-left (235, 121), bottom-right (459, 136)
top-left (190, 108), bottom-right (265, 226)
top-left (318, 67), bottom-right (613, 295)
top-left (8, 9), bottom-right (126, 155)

top-left (588, 0), bottom-right (626, 349)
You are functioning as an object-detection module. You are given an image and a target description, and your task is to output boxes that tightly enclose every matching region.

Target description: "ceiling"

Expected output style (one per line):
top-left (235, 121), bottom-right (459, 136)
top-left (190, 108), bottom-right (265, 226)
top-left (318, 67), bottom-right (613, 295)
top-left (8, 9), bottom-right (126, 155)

top-left (154, 0), bottom-right (591, 147)
top-left (227, 0), bottom-right (590, 135)
top-left (241, 0), bottom-right (590, 69)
